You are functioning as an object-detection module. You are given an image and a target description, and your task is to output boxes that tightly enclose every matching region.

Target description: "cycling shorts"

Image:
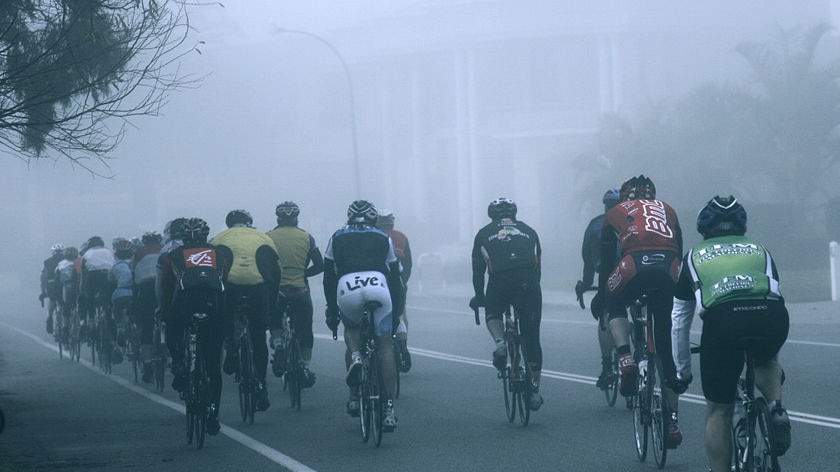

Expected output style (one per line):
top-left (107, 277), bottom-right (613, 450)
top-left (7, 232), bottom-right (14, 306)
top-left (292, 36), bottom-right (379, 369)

top-left (336, 271), bottom-right (393, 337)
top-left (699, 300), bottom-right (789, 403)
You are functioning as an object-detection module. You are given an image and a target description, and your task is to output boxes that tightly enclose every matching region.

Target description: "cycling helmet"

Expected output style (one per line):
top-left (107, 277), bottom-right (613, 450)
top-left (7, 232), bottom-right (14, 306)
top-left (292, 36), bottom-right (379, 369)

top-left (696, 195), bottom-right (747, 239)
top-left (164, 217), bottom-right (187, 240)
top-left (602, 188), bottom-right (620, 210)
top-left (87, 236), bottom-right (105, 248)
top-left (142, 231), bottom-right (162, 245)
top-left (275, 201), bottom-right (301, 219)
top-left (376, 209), bottom-right (395, 230)
top-left (347, 200), bottom-right (378, 225)
top-left (51, 243), bottom-right (65, 255)
top-left (63, 246), bottom-right (79, 260)
top-left (112, 238), bottom-right (135, 257)
top-left (487, 197), bottom-right (517, 220)
top-left (619, 175), bottom-right (656, 201)
top-left (181, 217), bottom-right (210, 242)
top-left (225, 209), bottom-right (253, 228)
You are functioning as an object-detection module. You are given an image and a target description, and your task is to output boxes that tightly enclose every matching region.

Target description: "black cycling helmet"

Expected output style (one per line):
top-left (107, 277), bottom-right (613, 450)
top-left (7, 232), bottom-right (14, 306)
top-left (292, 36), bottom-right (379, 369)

top-left (619, 175), bottom-right (656, 201)
top-left (225, 209), bottom-right (253, 228)
top-left (164, 217), bottom-right (188, 241)
top-left (376, 209), bottom-right (395, 230)
top-left (275, 201), bottom-right (300, 219)
top-left (347, 200), bottom-right (378, 225)
top-left (696, 195), bottom-right (747, 239)
top-left (87, 236), bottom-right (105, 248)
top-left (602, 188), bottom-right (620, 210)
top-left (142, 231), bottom-right (162, 245)
top-left (181, 217), bottom-right (211, 243)
top-left (487, 197), bottom-right (517, 220)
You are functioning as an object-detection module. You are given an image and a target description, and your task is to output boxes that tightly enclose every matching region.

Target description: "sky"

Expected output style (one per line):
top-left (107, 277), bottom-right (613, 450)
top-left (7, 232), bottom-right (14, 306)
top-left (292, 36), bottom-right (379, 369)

top-left (5, 1), bottom-right (839, 299)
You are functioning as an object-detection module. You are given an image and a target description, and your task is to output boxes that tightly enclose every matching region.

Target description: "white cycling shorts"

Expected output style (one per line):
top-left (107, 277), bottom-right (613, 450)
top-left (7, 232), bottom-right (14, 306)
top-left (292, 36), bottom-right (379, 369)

top-left (336, 271), bottom-right (393, 336)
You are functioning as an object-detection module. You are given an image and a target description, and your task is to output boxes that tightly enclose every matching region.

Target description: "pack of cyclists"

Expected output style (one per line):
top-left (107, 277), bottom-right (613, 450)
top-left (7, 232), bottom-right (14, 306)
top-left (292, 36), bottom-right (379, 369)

top-left (33, 184), bottom-right (793, 468)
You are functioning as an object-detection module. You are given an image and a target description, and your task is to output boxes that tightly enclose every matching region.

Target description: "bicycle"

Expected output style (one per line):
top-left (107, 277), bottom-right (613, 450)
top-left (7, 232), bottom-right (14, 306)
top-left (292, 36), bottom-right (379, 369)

top-left (502, 306), bottom-right (535, 426)
top-left (123, 319), bottom-right (141, 384)
top-left (232, 295), bottom-right (258, 425)
top-left (576, 284), bottom-right (620, 407)
top-left (279, 305), bottom-right (304, 411)
top-left (628, 292), bottom-right (668, 468)
top-left (358, 300), bottom-right (387, 447)
top-left (150, 315), bottom-right (168, 393)
top-left (693, 338), bottom-right (782, 472)
top-left (183, 312), bottom-right (212, 449)
top-left (96, 300), bottom-right (114, 374)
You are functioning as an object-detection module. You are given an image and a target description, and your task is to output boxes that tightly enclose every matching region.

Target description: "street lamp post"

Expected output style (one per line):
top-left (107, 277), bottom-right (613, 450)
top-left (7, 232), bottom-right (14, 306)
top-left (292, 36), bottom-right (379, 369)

top-left (275, 28), bottom-right (361, 198)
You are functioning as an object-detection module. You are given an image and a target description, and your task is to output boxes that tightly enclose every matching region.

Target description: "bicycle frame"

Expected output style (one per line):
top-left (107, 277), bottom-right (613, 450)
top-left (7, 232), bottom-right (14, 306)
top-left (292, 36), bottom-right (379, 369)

top-left (280, 303), bottom-right (304, 410)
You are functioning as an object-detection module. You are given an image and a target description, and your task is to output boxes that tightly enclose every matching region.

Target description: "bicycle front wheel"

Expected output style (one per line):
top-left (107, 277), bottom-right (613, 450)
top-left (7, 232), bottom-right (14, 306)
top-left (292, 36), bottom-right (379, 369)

top-left (750, 397), bottom-right (780, 472)
top-left (649, 357), bottom-right (668, 469)
top-left (501, 366), bottom-right (514, 422)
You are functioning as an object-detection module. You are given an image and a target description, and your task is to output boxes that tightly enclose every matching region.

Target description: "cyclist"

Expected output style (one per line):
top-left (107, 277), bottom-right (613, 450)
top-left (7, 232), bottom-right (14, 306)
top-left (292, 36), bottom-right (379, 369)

top-left (469, 197), bottom-right (544, 411)
top-left (80, 236), bottom-right (115, 330)
top-left (211, 209), bottom-right (281, 412)
top-left (159, 217), bottom-right (232, 435)
top-left (375, 209), bottom-right (413, 373)
top-left (156, 218), bottom-right (187, 312)
top-left (55, 246), bottom-right (80, 332)
top-left (39, 243), bottom-right (65, 334)
top-left (133, 231), bottom-right (163, 383)
top-left (108, 238), bottom-right (136, 364)
top-left (598, 175), bottom-right (684, 447)
top-left (576, 188), bottom-right (620, 389)
top-left (323, 200), bottom-right (404, 431)
top-left (670, 196), bottom-right (791, 472)
top-left (266, 201), bottom-right (324, 388)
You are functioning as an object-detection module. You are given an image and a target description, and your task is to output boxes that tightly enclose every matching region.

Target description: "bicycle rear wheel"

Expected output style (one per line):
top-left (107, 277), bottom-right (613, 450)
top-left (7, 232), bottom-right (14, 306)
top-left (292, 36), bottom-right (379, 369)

top-left (649, 356), bottom-right (667, 469)
top-left (285, 337), bottom-right (302, 410)
top-left (604, 350), bottom-right (619, 407)
top-left (750, 398), bottom-right (780, 472)
top-left (501, 366), bottom-right (514, 423)
top-left (238, 337), bottom-right (255, 425)
top-left (368, 353), bottom-right (384, 447)
top-left (359, 358), bottom-right (371, 443)
top-left (632, 370), bottom-right (650, 462)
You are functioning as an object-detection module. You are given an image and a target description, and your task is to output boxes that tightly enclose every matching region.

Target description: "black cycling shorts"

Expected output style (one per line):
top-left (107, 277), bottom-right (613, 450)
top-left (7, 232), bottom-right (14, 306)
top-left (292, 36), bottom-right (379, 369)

top-left (699, 300), bottom-right (789, 404)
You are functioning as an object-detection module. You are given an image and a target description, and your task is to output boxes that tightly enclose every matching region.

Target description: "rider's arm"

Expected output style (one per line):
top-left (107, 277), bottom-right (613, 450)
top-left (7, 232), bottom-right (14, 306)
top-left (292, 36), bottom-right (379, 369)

top-left (597, 222), bottom-right (619, 297)
top-left (471, 233), bottom-right (487, 298)
top-left (401, 238), bottom-right (412, 283)
top-left (304, 236), bottom-right (325, 278)
top-left (671, 257), bottom-right (696, 381)
top-left (322, 258), bottom-right (338, 309)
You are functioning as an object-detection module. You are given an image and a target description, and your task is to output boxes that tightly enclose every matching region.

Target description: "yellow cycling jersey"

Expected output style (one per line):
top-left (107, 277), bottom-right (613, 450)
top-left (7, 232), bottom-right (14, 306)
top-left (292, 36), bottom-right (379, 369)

top-left (211, 227), bottom-right (277, 285)
top-left (266, 226), bottom-right (313, 288)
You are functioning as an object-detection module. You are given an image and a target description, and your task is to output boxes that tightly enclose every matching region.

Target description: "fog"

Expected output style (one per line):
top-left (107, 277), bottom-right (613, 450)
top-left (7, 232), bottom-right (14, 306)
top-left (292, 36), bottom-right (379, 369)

top-left (4, 1), bottom-right (838, 300)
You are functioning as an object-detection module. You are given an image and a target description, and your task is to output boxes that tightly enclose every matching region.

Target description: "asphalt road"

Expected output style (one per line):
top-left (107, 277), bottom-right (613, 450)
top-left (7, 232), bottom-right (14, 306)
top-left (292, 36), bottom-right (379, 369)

top-left (1, 285), bottom-right (839, 471)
